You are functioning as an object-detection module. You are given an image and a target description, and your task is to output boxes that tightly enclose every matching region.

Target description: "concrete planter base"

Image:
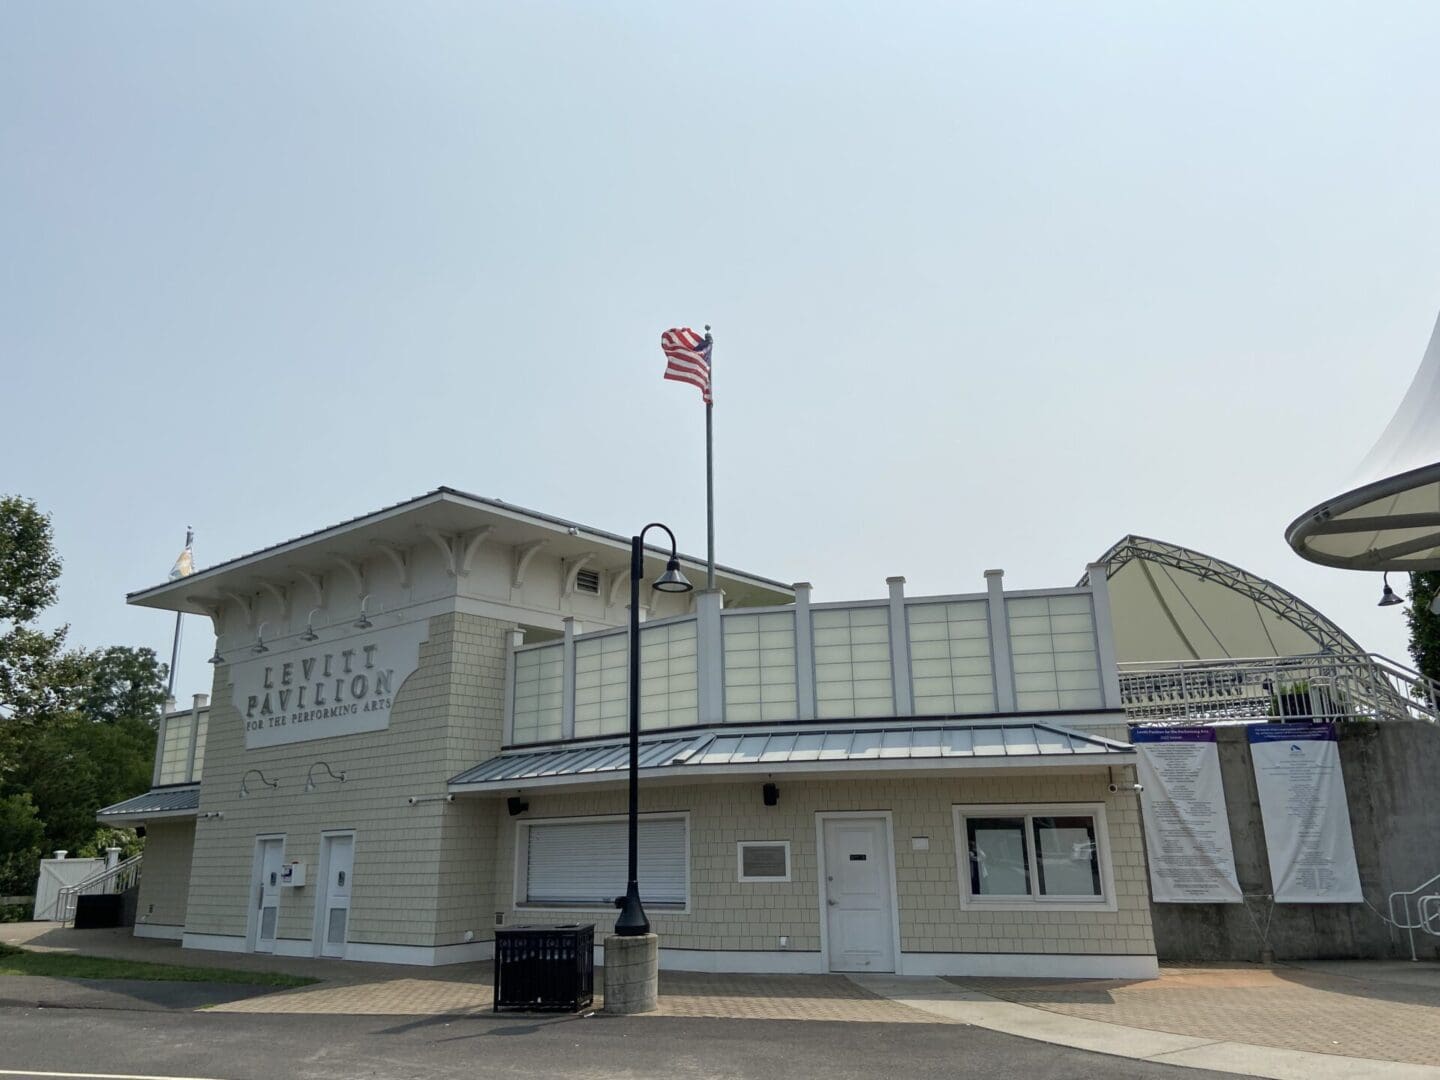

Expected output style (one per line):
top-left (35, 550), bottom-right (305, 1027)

top-left (603, 933), bottom-right (658, 1014)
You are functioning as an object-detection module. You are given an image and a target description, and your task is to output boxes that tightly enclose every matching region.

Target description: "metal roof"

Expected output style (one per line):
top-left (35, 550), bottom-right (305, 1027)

top-left (97, 785), bottom-right (200, 822)
top-left (449, 722), bottom-right (1132, 791)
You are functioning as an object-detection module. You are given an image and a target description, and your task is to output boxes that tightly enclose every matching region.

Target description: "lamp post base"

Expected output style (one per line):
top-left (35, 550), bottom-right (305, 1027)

top-left (602, 933), bottom-right (658, 1014)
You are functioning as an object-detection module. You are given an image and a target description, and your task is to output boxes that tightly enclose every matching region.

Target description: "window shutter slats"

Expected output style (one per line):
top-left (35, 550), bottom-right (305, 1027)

top-left (525, 819), bottom-right (686, 905)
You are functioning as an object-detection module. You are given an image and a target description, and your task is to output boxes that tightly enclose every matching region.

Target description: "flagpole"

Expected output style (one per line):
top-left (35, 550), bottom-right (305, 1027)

top-left (704, 326), bottom-right (715, 591)
top-left (165, 526), bottom-right (193, 702)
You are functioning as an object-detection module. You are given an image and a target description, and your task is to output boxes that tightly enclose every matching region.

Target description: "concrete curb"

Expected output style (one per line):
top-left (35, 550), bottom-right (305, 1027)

top-left (848, 974), bottom-right (1440, 1080)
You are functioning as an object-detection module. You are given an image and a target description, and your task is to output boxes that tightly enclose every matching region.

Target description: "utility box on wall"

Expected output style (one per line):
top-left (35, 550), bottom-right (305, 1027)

top-left (280, 862), bottom-right (307, 888)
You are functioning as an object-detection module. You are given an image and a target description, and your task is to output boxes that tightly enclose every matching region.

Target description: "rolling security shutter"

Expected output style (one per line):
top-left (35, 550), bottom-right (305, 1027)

top-left (526, 818), bottom-right (687, 905)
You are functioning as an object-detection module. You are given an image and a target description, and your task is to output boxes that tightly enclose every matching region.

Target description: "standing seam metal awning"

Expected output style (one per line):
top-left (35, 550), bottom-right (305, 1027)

top-left (448, 722), bottom-right (1132, 791)
top-left (96, 785), bottom-right (200, 823)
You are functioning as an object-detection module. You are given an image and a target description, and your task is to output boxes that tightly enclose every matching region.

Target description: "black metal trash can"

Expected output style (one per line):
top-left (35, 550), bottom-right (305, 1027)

top-left (73, 894), bottom-right (123, 929)
top-left (493, 923), bottom-right (594, 1012)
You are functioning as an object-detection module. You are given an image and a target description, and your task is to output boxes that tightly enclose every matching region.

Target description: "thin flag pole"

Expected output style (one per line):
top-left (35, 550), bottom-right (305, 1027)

top-left (704, 325), bottom-right (715, 591)
top-left (165, 526), bottom-right (193, 702)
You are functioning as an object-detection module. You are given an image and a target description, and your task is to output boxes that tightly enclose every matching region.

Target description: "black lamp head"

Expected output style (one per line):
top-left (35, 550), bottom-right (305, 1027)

top-left (653, 556), bottom-right (693, 594)
top-left (507, 796), bottom-right (529, 817)
top-left (762, 782), bottom-right (779, 807)
top-left (1379, 572), bottom-right (1404, 608)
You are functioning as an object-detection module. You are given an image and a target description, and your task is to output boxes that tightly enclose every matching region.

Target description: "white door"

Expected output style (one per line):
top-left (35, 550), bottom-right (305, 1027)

top-left (823, 818), bottom-right (896, 973)
top-left (319, 835), bottom-right (354, 959)
top-left (253, 838), bottom-right (284, 954)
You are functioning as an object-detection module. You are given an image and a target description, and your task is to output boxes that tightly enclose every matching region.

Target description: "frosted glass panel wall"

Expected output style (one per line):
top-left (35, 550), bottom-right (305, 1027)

top-left (574, 632), bottom-right (628, 738)
top-left (906, 600), bottom-right (996, 714)
top-left (511, 643), bottom-right (564, 744)
top-left (812, 606), bottom-right (893, 718)
top-left (723, 612), bottom-right (798, 722)
top-left (1006, 595), bottom-right (1103, 711)
top-left (640, 619), bottom-right (699, 730)
top-left (156, 711), bottom-right (207, 784)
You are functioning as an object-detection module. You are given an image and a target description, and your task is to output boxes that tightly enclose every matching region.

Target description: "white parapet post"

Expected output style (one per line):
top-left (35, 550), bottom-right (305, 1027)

top-left (561, 618), bottom-right (579, 740)
top-left (985, 570), bottom-right (1018, 712)
top-left (502, 628), bottom-right (525, 744)
top-left (792, 583), bottom-right (816, 721)
top-left (696, 590), bottom-right (725, 724)
top-left (1086, 562), bottom-right (1124, 711)
top-left (886, 577), bottom-right (913, 716)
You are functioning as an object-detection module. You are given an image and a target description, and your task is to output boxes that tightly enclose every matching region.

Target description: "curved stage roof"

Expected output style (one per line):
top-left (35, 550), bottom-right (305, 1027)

top-left (1081, 535), bottom-right (1363, 663)
top-left (1288, 309), bottom-right (1440, 571)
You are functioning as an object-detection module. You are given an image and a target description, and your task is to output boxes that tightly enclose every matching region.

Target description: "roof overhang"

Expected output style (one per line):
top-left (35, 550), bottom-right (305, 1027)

top-left (128, 487), bottom-right (795, 616)
top-left (449, 719), bottom-right (1133, 796)
top-left (96, 785), bottom-right (200, 825)
top-left (1286, 462), bottom-right (1440, 571)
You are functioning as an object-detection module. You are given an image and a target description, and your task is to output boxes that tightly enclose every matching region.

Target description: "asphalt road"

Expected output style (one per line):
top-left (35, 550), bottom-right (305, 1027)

top-left (0, 1003), bottom-right (1251, 1080)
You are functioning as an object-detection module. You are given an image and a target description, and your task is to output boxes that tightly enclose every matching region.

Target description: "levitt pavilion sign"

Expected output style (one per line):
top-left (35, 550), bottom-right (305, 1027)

top-left (229, 621), bottom-right (430, 748)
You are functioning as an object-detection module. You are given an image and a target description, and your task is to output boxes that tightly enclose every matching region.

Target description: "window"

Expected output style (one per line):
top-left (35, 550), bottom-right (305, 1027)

top-left (737, 841), bottom-right (792, 882)
top-left (518, 815), bottom-right (688, 908)
top-left (953, 804), bottom-right (1113, 909)
top-left (1006, 594), bottom-right (1104, 712)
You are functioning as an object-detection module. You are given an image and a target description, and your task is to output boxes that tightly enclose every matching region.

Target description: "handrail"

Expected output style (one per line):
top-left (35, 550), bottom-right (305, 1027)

top-left (57, 854), bottom-right (143, 927)
top-left (1119, 652), bottom-right (1439, 727)
top-left (1387, 871), bottom-right (1440, 961)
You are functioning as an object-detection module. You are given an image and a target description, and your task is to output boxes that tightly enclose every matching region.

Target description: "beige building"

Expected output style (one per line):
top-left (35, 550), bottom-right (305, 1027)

top-left (100, 487), bottom-right (1157, 979)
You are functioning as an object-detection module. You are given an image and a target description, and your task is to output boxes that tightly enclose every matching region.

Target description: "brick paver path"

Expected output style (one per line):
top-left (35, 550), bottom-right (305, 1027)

top-left (949, 963), bottom-right (1440, 1067)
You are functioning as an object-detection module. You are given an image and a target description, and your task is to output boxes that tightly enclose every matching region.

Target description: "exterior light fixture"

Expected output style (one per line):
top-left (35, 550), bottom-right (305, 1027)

top-left (239, 769), bottom-right (278, 799)
top-left (507, 796), bottom-right (529, 817)
top-left (653, 556), bottom-right (693, 594)
top-left (252, 622), bottom-right (270, 654)
top-left (300, 608), bottom-right (321, 642)
top-left (763, 782), bottom-right (779, 807)
top-left (616, 522), bottom-right (695, 939)
top-left (208, 647), bottom-right (224, 665)
top-left (354, 594), bottom-right (374, 630)
top-left (304, 761), bottom-right (347, 793)
top-left (1379, 572), bottom-right (1404, 607)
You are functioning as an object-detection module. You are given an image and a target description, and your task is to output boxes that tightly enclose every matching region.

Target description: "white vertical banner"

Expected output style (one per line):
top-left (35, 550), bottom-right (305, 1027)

top-left (1134, 727), bottom-right (1243, 903)
top-left (1248, 723), bottom-right (1363, 903)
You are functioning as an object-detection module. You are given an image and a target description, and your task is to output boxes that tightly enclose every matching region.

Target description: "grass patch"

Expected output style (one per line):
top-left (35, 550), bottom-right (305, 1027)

top-left (0, 943), bottom-right (317, 988)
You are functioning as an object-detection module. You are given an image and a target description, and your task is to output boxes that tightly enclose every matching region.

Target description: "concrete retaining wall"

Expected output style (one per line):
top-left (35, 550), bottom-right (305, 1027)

top-left (1149, 722), bottom-right (1440, 962)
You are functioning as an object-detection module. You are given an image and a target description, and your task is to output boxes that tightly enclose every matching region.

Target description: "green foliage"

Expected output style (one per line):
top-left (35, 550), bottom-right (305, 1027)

top-left (0, 794), bottom-right (44, 896)
top-left (0, 494), bottom-right (169, 895)
top-left (75, 825), bottom-right (144, 861)
top-left (1406, 572), bottom-right (1440, 683)
top-left (0, 497), bottom-right (62, 625)
top-left (0, 904), bottom-right (33, 922)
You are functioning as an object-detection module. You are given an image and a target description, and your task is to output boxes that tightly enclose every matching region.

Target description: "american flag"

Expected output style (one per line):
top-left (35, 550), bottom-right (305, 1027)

top-left (661, 327), bottom-right (712, 404)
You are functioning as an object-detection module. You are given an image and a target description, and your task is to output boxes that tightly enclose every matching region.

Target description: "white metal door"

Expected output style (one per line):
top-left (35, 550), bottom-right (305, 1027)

top-left (253, 839), bottom-right (284, 954)
top-left (319, 835), bottom-right (354, 959)
top-left (823, 818), bottom-right (895, 973)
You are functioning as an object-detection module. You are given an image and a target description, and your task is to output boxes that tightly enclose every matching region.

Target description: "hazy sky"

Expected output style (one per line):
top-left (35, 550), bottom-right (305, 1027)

top-left (3, 3), bottom-right (1438, 702)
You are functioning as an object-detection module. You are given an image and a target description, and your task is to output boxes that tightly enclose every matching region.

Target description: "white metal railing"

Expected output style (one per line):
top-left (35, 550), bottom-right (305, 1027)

top-left (1388, 871), bottom-right (1440, 961)
top-left (1118, 653), bottom-right (1440, 727)
top-left (57, 855), bottom-right (142, 926)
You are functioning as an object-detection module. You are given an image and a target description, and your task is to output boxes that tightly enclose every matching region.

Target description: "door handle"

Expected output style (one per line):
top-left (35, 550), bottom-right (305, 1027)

top-left (827, 899), bottom-right (837, 907)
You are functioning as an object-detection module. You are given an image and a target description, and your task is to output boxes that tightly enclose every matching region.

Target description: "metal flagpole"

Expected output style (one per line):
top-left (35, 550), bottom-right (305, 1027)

top-left (165, 526), bottom-right (193, 702)
top-left (704, 325), bottom-right (715, 591)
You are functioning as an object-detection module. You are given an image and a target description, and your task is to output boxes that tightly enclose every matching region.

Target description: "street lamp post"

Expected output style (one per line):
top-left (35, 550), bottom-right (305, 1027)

top-left (614, 523), bottom-right (693, 936)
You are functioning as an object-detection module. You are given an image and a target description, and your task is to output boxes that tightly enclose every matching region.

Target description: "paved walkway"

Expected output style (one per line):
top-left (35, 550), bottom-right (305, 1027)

top-left (6, 924), bottom-right (1440, 1078)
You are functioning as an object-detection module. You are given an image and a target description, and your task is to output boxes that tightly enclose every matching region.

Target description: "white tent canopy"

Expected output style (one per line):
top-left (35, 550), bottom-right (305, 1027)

top-left (1288, 309), bottom-right (1440, 571)
top-left (1082, 536), bottom-right (1362, 663)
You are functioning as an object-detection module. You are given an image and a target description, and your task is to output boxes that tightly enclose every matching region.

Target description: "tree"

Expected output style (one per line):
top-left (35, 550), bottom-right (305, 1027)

top-left (0, 495), bottom-right (168, 890)
top-left (1406, 572), bottom-right (1440, 684)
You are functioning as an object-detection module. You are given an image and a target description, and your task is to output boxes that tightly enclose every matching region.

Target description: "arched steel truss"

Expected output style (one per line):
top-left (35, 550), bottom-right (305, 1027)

top-left (1077, 535), bottom-right (1364, 658)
